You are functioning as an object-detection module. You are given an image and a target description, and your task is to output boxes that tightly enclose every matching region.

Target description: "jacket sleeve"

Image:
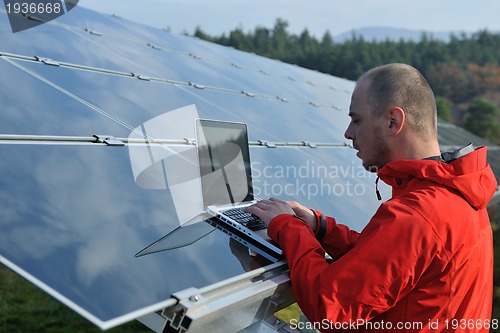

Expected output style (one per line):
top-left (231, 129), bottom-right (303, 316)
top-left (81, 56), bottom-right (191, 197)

top-left (267, 200), bottom-right (440, 330)
top-left (311, 209), bottom-right (360, 259)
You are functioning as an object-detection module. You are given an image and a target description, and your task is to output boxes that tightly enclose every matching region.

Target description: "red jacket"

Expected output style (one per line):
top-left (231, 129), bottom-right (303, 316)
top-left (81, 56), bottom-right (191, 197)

top-left (268, 147), bottom-right (497, 332)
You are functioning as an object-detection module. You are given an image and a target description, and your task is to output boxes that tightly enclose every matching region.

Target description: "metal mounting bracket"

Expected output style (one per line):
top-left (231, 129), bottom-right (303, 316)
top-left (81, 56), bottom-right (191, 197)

top-left (153, 263), bottom-right (295, 333)
top-left (258, 140), bottom-right (277, 148)
top-left (92, 135), bottom-right (125, 146)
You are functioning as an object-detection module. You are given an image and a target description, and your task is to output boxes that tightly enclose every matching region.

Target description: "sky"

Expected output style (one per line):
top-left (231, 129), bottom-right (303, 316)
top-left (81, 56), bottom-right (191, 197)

top-left (79, 0), bottom-right (500, 39)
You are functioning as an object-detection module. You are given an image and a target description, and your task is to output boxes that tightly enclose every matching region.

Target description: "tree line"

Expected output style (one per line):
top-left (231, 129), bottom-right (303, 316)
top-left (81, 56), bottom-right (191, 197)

top-left (194, 19), bottom-right (500, 144)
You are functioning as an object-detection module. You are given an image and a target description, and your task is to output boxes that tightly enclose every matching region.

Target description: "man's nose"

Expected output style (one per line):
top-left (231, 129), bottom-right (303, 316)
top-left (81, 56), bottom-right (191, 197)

top-left (344, 122), bottom-right (354, 140)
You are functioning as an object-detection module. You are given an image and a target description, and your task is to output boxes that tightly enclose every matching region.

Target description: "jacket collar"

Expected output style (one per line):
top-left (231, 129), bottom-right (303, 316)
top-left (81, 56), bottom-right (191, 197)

top-left (377, 145), bottom-right (497, 210)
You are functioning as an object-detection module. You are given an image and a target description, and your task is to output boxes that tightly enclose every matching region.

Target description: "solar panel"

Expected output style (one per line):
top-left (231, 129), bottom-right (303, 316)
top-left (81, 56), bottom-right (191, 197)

top-left (0, 4), bottom-right (391, 330)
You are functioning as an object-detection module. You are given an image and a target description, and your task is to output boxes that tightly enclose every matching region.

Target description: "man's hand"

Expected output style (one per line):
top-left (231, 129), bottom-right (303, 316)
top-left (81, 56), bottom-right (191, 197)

top-left (287, 201), bottom-right (317, 231)
top-left (244, 198), bottom-right (317, 231)
top-left (244, 198), bottom-right (295, 226)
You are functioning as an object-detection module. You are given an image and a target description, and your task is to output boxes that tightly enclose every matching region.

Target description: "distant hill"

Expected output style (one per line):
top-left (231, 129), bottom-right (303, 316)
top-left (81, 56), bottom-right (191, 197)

top-left (332, 26), bottom-right (475, 43)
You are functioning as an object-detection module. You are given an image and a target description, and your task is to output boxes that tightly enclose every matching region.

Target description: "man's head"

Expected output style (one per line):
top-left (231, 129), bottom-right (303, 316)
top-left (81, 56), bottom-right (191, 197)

top-left (344, 63), bottom-right (439, 171)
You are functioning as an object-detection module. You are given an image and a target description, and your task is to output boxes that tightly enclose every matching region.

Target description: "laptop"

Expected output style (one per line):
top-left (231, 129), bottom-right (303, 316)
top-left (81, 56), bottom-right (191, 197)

top-left (195, 118), bottom-right (283, 261)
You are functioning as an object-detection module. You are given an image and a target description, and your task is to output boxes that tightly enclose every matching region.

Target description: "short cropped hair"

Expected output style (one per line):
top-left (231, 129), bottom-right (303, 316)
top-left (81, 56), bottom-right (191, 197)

top-left (358, 63), bottom-right (438, 138)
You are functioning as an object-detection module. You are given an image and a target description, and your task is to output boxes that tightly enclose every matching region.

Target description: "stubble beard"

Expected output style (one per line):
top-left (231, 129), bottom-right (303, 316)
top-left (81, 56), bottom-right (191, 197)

top-left (361, 128), bottom-right (392, 173)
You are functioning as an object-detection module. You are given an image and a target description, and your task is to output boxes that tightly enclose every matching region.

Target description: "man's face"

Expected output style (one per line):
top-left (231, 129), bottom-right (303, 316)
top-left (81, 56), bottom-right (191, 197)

top-left (344, 80), bottom-right (392, 172)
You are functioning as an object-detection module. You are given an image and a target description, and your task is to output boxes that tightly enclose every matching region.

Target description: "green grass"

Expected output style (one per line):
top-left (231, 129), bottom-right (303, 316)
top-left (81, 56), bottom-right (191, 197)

top-left (0, 265), bottom-right (151, 333)
top-left (275, 303), bottom-right (301, 324)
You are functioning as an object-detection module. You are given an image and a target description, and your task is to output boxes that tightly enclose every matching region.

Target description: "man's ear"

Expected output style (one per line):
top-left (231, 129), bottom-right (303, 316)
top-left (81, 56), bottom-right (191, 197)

top-left (387, 107), bottom-right (405, 136)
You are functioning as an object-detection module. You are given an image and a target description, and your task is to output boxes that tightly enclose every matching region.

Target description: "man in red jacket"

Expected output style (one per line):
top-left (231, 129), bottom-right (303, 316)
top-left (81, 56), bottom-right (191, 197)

top-left (245, 63), bottom-right (497, 332)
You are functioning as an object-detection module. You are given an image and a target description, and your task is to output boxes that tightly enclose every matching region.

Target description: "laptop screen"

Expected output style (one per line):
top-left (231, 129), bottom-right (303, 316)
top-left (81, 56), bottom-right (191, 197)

top-left (195, 119), bottom-right (254, 207)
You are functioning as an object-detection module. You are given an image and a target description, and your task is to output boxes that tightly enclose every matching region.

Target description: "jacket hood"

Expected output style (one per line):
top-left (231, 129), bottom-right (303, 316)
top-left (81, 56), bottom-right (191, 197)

top-left (378, 146), bottom-right (498, 210)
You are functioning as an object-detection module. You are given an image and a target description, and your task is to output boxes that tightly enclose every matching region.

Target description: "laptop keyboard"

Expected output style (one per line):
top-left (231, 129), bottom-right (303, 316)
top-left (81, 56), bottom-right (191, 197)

top-left (224, 207), bottom-right (266, 231)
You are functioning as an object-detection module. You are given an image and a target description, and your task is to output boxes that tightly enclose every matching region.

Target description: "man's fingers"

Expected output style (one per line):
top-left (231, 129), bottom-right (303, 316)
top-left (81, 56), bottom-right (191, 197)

top-left (244, 198), bottom-right (296, 225)
top-left (243, 204), bottom-right (262, 214)
top-left (269, 197), bottom-right (287, 204)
